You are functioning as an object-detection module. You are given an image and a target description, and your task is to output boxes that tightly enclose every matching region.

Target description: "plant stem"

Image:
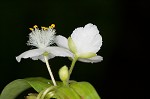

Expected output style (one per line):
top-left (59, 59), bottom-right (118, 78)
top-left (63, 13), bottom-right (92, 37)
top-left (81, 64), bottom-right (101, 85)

top-left (67, 57), bottom-right (78, 85)
top-left (44, 56), bottom-right (57, 86)
top-left (69, 57), bottom-right (78, 76)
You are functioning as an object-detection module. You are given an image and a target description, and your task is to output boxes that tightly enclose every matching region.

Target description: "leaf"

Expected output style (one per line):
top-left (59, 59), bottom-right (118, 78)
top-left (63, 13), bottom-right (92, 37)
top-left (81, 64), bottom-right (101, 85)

top-left (70, 82), bottom-right (101, 99)
top-left (55, 86), bottom-right (81, 99)
top-left (24, 77), bottom-right (53, 92)
top-left (1, 78), bottom-right (101, 99)
top-left (0, 79), bottom-right (31, 99)
top-left (36, 85), bottom-right (81, 99)
top-left (0, 77), bottom-right (60, 99)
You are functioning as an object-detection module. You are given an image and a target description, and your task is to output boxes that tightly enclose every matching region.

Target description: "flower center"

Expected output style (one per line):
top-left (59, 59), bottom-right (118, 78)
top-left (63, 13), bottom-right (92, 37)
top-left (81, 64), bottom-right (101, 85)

top-left (27, 24), bottom-right (56, 49)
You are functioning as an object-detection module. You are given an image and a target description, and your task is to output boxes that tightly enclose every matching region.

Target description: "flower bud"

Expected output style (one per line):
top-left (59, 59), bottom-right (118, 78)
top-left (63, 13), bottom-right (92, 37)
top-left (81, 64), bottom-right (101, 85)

top-left (59, 66), bottom-right (69, 82)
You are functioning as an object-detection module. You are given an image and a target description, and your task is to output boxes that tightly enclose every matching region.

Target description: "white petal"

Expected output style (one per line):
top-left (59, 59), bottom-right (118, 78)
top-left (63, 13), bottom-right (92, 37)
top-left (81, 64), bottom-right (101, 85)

top-left (16, 49), bottom-right (44, 62)
top-left (55, 35), bottom-right (69, 49)
top-left (45, 47), bottom-right (73, 58)
top-left (71, 23), bottom-right (102, 54)
top-left (78, 55), bottom-right (103, 63)
top-left (32, 54), bottom-right (55, 62)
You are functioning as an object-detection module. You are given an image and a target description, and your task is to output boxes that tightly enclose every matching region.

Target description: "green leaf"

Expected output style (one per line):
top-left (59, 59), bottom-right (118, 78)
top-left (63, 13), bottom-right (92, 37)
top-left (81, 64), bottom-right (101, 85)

top-left (36, 85), bottom-right (81, 99)
top-left (24, 77), bottom-right (53, 92)
top-left (55, 86), bottom-right (81, 99)
top-left (70, 82), bottom-right (101, 99)
top-left (25, 77), bottom-right (63, 92)
top-left (1, 78), bottom-right (100, 99)
top-left (0, 79), bottom-right (31, 99)
top-left (0, 77), bottom-right (60, 99)
top-left (36, 86), bottom-right (57, 99)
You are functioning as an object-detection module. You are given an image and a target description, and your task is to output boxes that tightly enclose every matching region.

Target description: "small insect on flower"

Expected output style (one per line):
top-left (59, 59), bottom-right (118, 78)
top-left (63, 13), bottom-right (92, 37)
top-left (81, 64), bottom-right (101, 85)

top-left (16, 24), bottom-right (73, 62)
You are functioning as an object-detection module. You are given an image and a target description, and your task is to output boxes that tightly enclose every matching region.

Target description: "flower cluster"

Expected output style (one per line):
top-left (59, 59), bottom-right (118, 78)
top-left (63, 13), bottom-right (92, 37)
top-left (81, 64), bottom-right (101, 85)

top-left (0, 23), bottom-right (103, 99)
top-left (16, 23), bottom-right (103, 86)
top-left (16, 23), bottom-right (103, 63)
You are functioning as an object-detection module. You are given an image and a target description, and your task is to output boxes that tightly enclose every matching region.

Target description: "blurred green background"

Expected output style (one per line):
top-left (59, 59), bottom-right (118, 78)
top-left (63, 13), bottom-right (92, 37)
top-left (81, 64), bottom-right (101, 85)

top-left (0, 0), bottom-right (148, 99)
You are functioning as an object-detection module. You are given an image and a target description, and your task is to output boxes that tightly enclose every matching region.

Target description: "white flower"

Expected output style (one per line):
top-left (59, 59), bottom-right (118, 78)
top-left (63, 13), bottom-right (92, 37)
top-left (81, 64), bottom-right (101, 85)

top-left (55, 23), bottom-right (103, 63)
top-left (16, 25), bottom-right (73, 62)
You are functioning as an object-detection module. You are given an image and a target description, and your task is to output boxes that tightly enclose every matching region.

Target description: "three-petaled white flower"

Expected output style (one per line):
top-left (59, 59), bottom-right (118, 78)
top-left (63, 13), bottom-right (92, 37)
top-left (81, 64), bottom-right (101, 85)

top-left (55, 23), bottom-right (103, 63)
top-left (16, 24), bottom-right (73, 62)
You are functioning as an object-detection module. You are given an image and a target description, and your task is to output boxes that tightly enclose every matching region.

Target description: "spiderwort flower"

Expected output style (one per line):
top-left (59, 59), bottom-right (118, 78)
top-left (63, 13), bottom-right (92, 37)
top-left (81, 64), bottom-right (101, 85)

top-left (55, 23), bottom-right (103, 63)
top-left (16, 24), bottom-right (73, 86)
top-left (16, 24), bottom-right (73, 63)
top-left (55, 23), bottom-right (103, 79)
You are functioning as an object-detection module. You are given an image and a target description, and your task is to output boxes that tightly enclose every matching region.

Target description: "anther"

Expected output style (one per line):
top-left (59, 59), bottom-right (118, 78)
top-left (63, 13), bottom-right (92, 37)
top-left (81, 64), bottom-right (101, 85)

top-left (33, 25), bottom-right (38, 28)
top-left (44, 27), bottom-right (48, 30)
top-left (49, 24), bottom-right (55, 29)
top-left (41, 26), bottom-right (45, 30)
top-left (41, 26), bottom-right (48, 30)
top-left (29, 28), bottom-right (33, 31)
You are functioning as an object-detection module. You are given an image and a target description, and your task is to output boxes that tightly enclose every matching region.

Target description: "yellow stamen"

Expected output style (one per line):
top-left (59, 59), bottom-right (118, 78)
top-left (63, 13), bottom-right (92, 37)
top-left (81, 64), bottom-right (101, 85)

top-left (41, 26), bottom-right (45, 30)
top-left (49, 24), bottom-right (55, 29)
top-left (41, 26), bottom-right (48, 30)
top-left (41, 26), bottom-right (44, 29)
top-left (29, 28), bottom-right (33, 31)
top-left (44, 27), bottom-right (48, 30)
top-left (33, 25), bottom-right (38, 28)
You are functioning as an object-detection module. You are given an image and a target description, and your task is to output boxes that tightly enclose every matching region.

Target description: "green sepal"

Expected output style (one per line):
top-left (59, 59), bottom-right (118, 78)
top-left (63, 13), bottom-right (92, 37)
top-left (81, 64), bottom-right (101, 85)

top-left (79, 52), bottom-right (96, 58)
top-left (68, 37), bottom-right (77, 54)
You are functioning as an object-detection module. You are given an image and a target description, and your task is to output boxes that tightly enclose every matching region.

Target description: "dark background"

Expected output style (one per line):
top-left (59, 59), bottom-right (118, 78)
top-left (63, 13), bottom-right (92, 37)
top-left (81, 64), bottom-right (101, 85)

top-left (0, 0), bottom-right (149, 99)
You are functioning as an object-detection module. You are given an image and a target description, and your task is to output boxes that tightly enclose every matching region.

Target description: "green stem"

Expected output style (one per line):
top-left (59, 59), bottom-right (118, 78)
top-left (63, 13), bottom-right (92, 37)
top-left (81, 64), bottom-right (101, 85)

top-left (67, 57), bottom-right (78, 85)
top-left (63, 80), bottom-right (68, 86)
top-left (44, 56), bottom-right (57, 86)
top-left (69, 57), bottom-right (78, 76)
